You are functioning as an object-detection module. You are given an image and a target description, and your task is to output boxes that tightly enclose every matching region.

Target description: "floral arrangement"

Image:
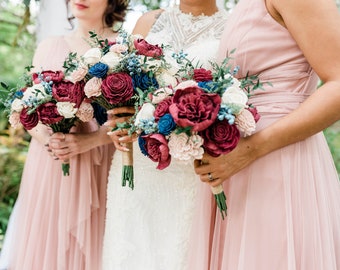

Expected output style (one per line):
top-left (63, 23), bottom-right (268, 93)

top-left (133, 55), bottom-right (263, 219)
top-left (63, 30), bottom-right (188, 189)
top-left (1, 67), bottom-right (93, 176)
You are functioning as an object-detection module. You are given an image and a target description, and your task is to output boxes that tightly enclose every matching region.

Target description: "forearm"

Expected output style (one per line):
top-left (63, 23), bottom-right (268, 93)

top-left (250, 81), bottom-right (340, 159)
top-left (27, 123), bottom-right (51, 145)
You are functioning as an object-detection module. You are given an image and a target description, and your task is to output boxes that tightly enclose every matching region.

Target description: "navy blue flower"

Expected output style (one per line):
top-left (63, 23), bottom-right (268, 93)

top-left (158, 113), bottom-right (176, 135)
top-left (89, 62), bottom-right (109, 78)
top-left (132, 72), bottom-right (159, 92)
top-left (138, 133), bottom-right (149, 157)
top-left (91, 102), bottom-right (107, 125)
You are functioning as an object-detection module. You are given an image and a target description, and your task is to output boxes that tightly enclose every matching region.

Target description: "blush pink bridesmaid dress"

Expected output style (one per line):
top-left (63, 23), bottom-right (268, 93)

top-left (1, 36), bottom-right (114, 270)
top-left (188, 0), bottom-right (340, 269)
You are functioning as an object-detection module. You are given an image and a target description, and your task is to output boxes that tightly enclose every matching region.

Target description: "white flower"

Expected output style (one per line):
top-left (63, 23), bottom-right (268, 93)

top-left (221, 86), bottom-right (248, 114)
top-left (134, 103), bottom-right (155, 126)
top-left (101, 52), bottom-right (122, 70)
top-left (140, 58), bottom-right (163, 72)
top-left (168, 132), bottom-right (204, 161)
top-left (155, 71), bottom-right (178, 89)
top-left (56, 102), bottom-right (77, 118)
top-left (22, 84), bottom-right (50, 102)
top-left (11, 98), bottom-right (24, 112)
top-left (151, 87), bottom-right (174, 104)
top-left (82, 48), bottom-right (102, 65)
top-left (174, 80), bottom-right (198, 90)
top-left (164, 52), bottom-right (181, 75)
top-left (224, 74), bottom-right (241, 88)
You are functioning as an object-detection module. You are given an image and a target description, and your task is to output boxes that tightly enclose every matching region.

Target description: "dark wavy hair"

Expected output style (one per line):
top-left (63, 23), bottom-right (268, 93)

top-left (66, 0), bottom-right (129, 29)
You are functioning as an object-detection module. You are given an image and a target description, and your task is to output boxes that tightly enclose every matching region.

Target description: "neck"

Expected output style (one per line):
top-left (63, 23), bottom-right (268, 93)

top-left (73, 20), bottom-right (113, 39)
top-left (179, 1), bottom-right (218, 16)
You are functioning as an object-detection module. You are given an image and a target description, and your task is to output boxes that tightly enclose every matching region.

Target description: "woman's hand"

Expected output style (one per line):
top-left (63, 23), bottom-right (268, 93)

top-left (105, 106), bottom-right (137, 152)
top-left (48, 126), bottom-right (112, 160)
top-left (194, 137), bottom-right (259, 186)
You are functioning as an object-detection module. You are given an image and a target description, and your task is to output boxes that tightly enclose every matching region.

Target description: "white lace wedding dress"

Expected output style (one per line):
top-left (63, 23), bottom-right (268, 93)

top-left (102, 6), bottom-right (228, 270)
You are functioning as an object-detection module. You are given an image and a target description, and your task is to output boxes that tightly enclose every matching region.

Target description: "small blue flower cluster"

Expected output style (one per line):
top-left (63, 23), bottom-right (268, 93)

top-left (172, 50), bottom-right (188, 63)
top-left (137, 117), bottom-right (157, 134)
top-left (217, 104), bottom-right (235, 125)
top-left (125, 52), bottom-right (142, 75)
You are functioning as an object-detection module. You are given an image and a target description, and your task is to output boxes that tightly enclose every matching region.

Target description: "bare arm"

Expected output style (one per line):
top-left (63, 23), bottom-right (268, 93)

top-left (195, 0), bottom-right (340, 185)
top-left (132, 9), bottom-right (163, 36)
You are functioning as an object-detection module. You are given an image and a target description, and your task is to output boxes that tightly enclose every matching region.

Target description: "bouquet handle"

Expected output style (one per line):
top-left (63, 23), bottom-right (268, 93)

top-left (121, 142), bottom-right (134, 189)
top-left (211, 184), bottom-right (227, 219)
top-left (62, 159), bottom-right (70, 176)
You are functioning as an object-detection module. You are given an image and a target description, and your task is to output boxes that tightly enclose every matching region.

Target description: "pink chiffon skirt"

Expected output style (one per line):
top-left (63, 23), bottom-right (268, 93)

top-left (3, 121), bottom-right (114, 270)
top-left (188, 105), bottom-right (340, 270)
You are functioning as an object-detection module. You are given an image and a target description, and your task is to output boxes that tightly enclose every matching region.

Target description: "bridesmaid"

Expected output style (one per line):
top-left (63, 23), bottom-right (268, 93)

top-left (0, 0), bottom-right (128, 269)
top-left (191, 0), bottom-right (340, 269)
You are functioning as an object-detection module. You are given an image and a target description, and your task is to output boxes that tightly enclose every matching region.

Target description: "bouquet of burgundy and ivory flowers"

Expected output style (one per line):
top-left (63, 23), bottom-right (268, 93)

top-left (63, 30), bottom-right (188, 189)
top-left (1, 67), bottom-right (94, 176)
top-left (133, 55), bottom-right (263, 219)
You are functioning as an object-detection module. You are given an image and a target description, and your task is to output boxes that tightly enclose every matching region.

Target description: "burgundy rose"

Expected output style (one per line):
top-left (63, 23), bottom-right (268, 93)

top-left (19, 108), bottom-right (39, 130)
top-left (199, 119), bottom-right (240, 157)
top-left (32, 70), bottom-right (64, 84)
top-left (193, 68), bottom-right (213, 82)
top-left (247, 106), bottom-right (261, 123)
top-left (169, 86), bottom-right (221, 132)
top-left (134, 38), bottom-right (163, 58)
top-left (36, 102), bottom-right (64, 125)
top-left (69, 81), bottom-right (86, 108)
top-left (154, 97), bottom-right (173, 120)
top-left (142, 133), bottom-right (171, 170)
top-left (52, 80), bottom-right (74, 102)
top-left (101, 72), bottom-right (134, 105)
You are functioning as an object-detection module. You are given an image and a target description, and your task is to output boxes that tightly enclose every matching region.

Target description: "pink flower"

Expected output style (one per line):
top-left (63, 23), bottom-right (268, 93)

top-left (9, 111), bottom-right (23, 129)
top-left (134, 38), bottom-right (163, 58)
top-left (142, 133), bottom-right (171, 170)
top-left (19, 108), bottom-right (39, 130)
top-left (168, 132), bottom-right (204, 161)
top-left (109, 44), bottom-right (128, 54)
top-left (70, 66), bottom-right (88, 82)
top-left (101, 72), bottom-right (134, 105)
top-left (84, 77), bottom-right (102, 98)
top-left (235, 109), bottom-right (256, 137)
top-left (76, 101), bottom-right (94, 122)
top-left (199, 119), bottom-right (240, 157)
top-left (169, 86), bottom-right (221, 132)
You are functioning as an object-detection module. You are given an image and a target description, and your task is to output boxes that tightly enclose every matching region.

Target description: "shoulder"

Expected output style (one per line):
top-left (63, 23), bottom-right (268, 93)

top-left (132, 9), bottom-right (164, 37)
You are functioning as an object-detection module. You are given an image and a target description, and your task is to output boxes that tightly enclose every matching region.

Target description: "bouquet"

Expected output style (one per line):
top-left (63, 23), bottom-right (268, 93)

top-left (63, 30), bottom-right (188, 189)
top-left (1, 66), bottom-right (94, 176)
top-left (133, 55), bottom-right (263, 219)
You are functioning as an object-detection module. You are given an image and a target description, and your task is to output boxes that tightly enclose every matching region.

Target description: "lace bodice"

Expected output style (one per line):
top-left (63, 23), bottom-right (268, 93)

top-left (147, 6), bottom-right (228, 68)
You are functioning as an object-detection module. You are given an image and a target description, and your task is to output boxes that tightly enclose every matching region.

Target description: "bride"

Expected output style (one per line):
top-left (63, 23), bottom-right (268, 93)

top-left (102, 1), bottom-right (228, 269)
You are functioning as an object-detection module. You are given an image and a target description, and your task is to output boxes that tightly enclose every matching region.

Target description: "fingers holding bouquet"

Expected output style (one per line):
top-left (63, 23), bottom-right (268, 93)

top-left (105, 106), bottom-right (137, 151)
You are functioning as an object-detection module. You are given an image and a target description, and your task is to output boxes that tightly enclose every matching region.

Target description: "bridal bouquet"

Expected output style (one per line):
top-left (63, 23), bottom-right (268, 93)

top-left (63, 30), bottom-right (187, 189)
top-left (134, 55), bottom-right (262, 218)
top-left (1, 67), bottom-right (93, 176)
